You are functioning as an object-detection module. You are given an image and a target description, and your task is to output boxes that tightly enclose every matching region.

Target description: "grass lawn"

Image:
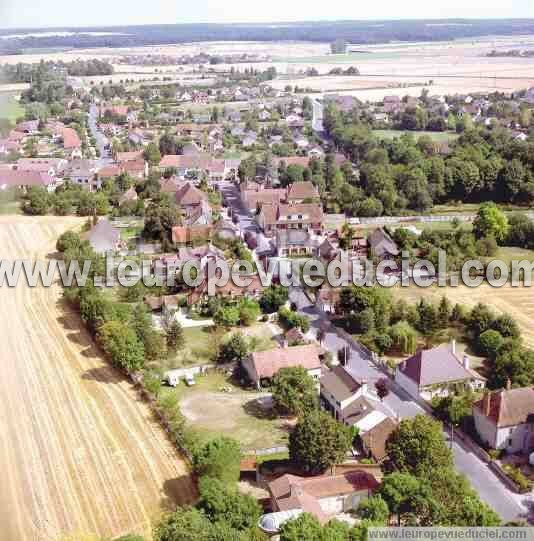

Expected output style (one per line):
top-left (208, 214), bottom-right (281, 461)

top-left (173, 371), bottom-right (290, 451)
top-left (373, 129), bottom-right (458, 142)
top-left (0, 92), bottom-right (24, 123)
top-left (485, 247), bottom-right (534, 266)
top-left (0, 189), bottom-right (21, 215)
top-left (158, 326), bottom-right (215, 372)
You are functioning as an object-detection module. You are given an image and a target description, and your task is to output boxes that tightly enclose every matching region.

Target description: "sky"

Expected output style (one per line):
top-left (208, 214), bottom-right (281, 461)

top-left (1, 0), bottom-right (533, 29)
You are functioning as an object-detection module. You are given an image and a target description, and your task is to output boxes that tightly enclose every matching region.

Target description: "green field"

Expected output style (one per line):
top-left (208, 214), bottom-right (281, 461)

top-left (0, 93), bottom-right (24, 123)
top-left (373, 129), bottom-right (458, 142)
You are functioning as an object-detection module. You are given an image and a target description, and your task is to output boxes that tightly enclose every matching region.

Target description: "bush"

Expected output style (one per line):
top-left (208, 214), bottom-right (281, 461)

top-left (193, 437), bottom-right (242, 484)
top-left (502, 464), bottom-right (532, 493)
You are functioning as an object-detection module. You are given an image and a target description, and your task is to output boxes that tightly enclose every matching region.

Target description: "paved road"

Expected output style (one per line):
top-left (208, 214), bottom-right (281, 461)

top-left (88, 105), bottom-right (113, 167)
top-left (217, 180), bottom-right (273, 255)
top-left (290, 287), bottom-right (530, 523)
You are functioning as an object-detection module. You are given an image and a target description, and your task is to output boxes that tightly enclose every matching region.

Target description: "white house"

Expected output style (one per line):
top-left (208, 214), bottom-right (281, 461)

top-left (473, 386), bottom-right (534, 454)
top-left (395, 342), bottom-right (485, 401)
top-left (265, 470), bottom-right (379, 527)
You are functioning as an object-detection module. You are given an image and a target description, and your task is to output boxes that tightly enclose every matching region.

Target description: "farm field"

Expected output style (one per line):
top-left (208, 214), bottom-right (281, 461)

top-left (3, 35), bottom-right (534, 99)
top-left (394, 281), bottom-right (534, 349)
top-left (0, 216), bottom-right (196, 541)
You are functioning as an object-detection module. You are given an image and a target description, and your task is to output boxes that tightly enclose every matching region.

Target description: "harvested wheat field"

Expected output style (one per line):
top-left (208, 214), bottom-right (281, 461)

top-left (395, 282), bottom-right (534, 349)
top-left (0, 216), bottom-right (196, 541)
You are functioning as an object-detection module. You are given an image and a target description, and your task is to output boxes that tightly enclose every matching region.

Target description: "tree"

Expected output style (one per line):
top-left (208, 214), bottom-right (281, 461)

top-left (356, 494), bottom-right (390, 523)
top-left (143, 195), bottom-right (181, 242)
top-left (478, 329), bottom-right (504, 358)
top-left (415, 299), bottom-right (438, 336)
top-left (437, 296), bottom-right (452, 328)
top-left (214, 305), bottom-right (240, 328)
top-left (375, 378), bottom-right (389, 401)
top-left (239, 298), bottom-right (261, 326)
top-left (467, 303), bottom-right (495, 338)
top-left (56, 230), bottom-right (81, 253)
top-left (97, 320), bottom-right (145, 372)
top-left (154, 507), bottom-right (213, 541)
top-left (491, 314), bottom-right (520, 340)
top-left (271, 367), bottom-right (318, 416)
top-left (279, 513), bottom-right (323, 541)
top-left (379, 472), bottom-right (438, 526)
top-left (193, 436), bottom-right (241, 484)
top-left (197, 476), bottom-right (262, 531)
top-left (473, 202), bottom-right (509, 244)
top-left (143, 142), bottom-right (161, 165)
top-left (386, 415), bottom-right (453, 478)
top-left (259, 285), bottom-right (288, 314)
top-left (24, 186), bottom-right (51, 215)
top-left (289, 410), bottom-right (352, 474)
top-left (218, 333), bottom-right (249, 364)
top-left (166, 320), bottom-right (185, 352)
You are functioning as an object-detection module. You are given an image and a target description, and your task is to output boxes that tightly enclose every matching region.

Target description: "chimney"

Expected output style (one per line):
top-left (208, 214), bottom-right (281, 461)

top-left (482, 392), bottom-right (491, 416)
top-left (462, 355), bottom-right (470, 370)
top-left (360, 380), bottom-right (368, 395)
top-left (506, 378), bottom-right (512, 391)
top-left (450, 339), bottom-right (456, 356)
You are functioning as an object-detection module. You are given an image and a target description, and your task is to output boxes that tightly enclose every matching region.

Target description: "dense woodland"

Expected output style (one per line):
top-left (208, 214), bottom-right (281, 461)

top-left (321, 103), bottom-right (534, 215)
top-left (3, 19), bottom-right (534, 53)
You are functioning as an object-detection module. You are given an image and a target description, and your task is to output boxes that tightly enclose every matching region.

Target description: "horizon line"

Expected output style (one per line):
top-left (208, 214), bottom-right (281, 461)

top-left (2, 16), bottom-right (534, 32)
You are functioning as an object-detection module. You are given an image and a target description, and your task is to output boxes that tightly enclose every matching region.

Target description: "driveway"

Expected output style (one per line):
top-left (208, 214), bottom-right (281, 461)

top-left (291, 286), bottom-right (530, 522)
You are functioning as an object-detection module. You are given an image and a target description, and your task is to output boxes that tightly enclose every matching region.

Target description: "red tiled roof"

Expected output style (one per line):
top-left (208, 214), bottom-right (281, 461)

top-left (117, 151), bottom-right (143, 163)
top-left (249, 344), bottom-right (322, 380)
top-left (474, 388), bottom-right (534, 428)
top-left (175, 182), bottom-right (207, 206)
top-left (0, 170), bottom-right (54, 187)
top-left (171, 225), bottom-right (213, 244)
top-left (269, 470), bottom-right (379, 522)
top-left (287, 181), bottom-right (319, 200)
top-left (61, 127), bottom-right (81, 149)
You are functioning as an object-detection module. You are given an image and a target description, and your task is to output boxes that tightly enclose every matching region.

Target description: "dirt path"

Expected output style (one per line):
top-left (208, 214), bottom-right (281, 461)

top-left (0, 216), bottom-right (196, 541)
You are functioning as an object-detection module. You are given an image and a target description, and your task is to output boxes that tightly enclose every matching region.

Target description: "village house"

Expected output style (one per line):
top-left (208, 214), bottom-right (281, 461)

top-left (120, 158), bottom-right (148, 179)
top-left (171, 225), bottom-right (213, 244)
top-left (0, 169), bottom-right (58, 192)
top-left (175, 182), bottom-right (211, 225)
top-left (315, 284), bottom-right (341, 314)
top-left (368, 228), bottom-right (400, 261)
top-left (473, 386), bottom-right (534, 454)
top-left (188, 272), bottom-right (264, 307)
top-left (286, 181), bottom-right (319, 203)
top-left (84, 219), bottom-right (122, 254)
top-left (66, 159), bottom-right (100, 191)
top-left (361, 417), bottom-right (398, 463)
top-left (118, 187), bottom-right (138, 206)
top-left (275, 229), bottom-right (318, 257)
top-left (257, 203), bottom-right (324, 237)
top-left (61, 127), bottom-right (82, 158)
top-left (260, 470), bottom-right (379, 533)
top-left (241, 183), bottom-right (287, 213)
top-left (17, 157), bottom-right (68, 178)
top-left (395, 342), bottom-right (486, 401)
top-left (242, 344), bottom-right (323, 389)
top-left (320, 365), bottom-right (369, 423)
top-left (116, 150), bottom-right (144, 164)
